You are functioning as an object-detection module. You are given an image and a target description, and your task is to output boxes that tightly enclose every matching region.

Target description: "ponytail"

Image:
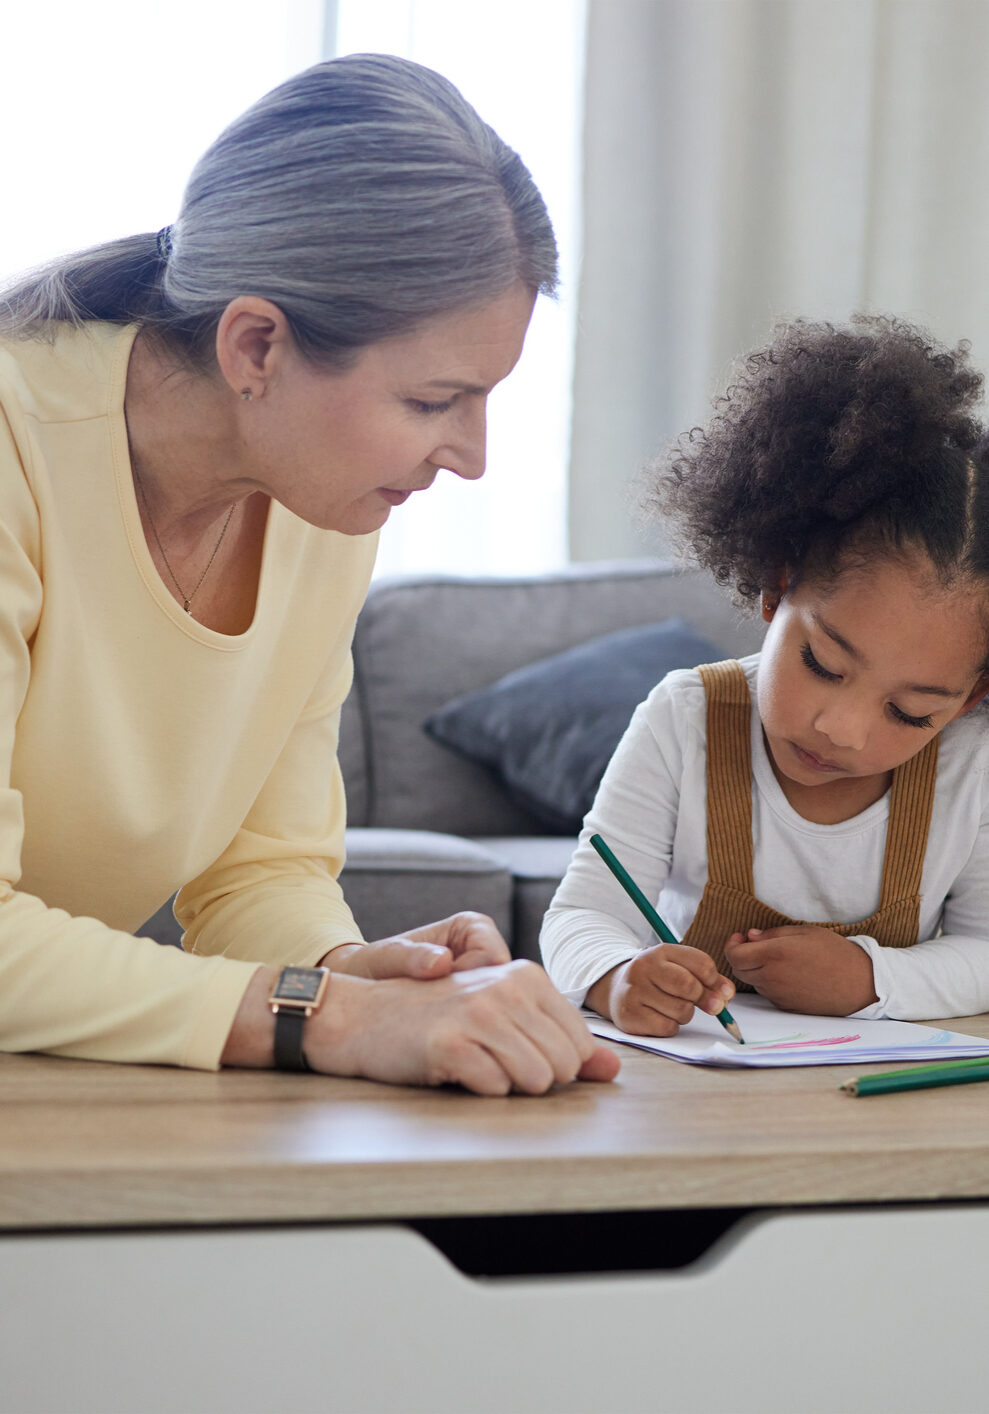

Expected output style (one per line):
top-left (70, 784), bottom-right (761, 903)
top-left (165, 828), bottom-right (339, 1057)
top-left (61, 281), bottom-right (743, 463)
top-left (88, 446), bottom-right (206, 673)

top-left (0, 230), bottom-right (176, 334)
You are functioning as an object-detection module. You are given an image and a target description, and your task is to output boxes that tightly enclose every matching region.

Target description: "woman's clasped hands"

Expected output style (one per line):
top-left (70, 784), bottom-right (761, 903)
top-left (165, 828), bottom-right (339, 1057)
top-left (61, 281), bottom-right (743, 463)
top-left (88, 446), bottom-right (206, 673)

top-left (227, 911), bottom-right (621, 1096)
top-left (323, 911), bottom-right (514, 980)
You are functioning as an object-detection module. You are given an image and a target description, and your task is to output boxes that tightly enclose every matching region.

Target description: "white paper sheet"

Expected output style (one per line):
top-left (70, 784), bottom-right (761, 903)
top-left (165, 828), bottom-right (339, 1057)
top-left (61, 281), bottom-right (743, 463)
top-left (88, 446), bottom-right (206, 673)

top-left (585, 994), bottom-right (989, 1067)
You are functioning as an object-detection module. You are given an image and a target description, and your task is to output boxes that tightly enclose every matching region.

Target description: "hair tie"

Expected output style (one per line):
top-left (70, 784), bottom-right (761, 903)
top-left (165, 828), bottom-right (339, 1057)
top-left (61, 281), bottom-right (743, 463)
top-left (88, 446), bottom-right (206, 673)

top-left (156, 225), bottom-right (173, 261)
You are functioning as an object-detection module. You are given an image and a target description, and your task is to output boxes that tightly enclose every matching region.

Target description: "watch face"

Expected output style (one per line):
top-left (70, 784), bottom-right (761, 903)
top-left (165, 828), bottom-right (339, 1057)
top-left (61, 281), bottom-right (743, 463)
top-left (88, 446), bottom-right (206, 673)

top-left (274, 967), bottom-right (325, 1003)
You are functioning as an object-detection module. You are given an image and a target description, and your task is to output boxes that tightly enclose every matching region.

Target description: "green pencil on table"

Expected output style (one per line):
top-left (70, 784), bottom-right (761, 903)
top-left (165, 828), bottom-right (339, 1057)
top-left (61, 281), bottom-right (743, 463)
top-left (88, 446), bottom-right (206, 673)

top-left (589, 832), bottom-right (745, 1044)
top-left (841, 1055), bottom-right (989, 1097)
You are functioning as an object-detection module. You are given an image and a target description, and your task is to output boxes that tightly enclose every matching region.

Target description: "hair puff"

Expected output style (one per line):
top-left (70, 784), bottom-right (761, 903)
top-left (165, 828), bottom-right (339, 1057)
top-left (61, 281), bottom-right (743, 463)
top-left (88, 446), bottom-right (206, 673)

top-left (646, 315), bottom-right (986, 603)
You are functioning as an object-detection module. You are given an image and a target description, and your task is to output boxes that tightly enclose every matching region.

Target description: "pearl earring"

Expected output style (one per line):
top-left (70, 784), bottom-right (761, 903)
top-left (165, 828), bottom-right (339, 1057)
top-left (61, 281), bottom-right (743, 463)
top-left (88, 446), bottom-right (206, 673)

top-left (240, 388), bottom-right (253, 402)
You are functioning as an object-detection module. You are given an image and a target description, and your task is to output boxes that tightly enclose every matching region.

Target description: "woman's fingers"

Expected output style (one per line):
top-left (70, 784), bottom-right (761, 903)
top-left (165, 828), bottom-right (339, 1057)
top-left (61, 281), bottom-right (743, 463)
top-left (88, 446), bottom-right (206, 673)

top-left (578, 1045), bottom-right (623, 1082)
top-left (439, 1032), bottom-right (558, 1096)
top-left (330, 916), bottom-right (512, 985)
top-left (437, 961), bottom-right (589, 1092)
top-left (318, 960), bottom-right (620, 1096)
top-left (337, 937), bottom-right (455, 980)
top-left (427, 1036), bottom-right (516, 1096)
top-left (402, 912), bottom-right (513, 969)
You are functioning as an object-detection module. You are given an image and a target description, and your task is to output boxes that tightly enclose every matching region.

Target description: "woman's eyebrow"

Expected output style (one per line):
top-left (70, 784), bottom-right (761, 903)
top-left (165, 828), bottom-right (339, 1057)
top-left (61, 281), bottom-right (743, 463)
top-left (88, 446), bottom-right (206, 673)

top-left (812, 612), bottom-right (963, 697)
top-left (420, 378), bottom-right (487, 394)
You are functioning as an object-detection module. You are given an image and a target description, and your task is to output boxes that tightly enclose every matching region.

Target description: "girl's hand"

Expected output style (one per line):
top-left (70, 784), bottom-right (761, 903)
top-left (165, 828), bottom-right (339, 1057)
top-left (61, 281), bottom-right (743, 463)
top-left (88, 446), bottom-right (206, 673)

top-left (724, 926), bottom-right (878, 1014)
top-left (586, 942), bottom-right (735, 1036)
top-left (322, 912), bottom-right (512, 981)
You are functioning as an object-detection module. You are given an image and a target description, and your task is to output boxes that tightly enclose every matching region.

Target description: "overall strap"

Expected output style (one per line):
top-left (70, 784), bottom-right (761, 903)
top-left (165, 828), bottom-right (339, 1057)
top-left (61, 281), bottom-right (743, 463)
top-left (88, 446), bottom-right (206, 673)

top-left (878, 735), bottom-right (939, 909)
top-left (697, 661), bottom-right (755, 894)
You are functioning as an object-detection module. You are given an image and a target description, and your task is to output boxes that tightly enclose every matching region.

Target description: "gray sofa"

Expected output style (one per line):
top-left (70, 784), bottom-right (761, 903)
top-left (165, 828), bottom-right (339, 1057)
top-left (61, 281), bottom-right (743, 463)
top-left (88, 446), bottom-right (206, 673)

top-left (336, 559), bottom-right (764, 960)
top-left (142, 558), bottom-right (763, 956)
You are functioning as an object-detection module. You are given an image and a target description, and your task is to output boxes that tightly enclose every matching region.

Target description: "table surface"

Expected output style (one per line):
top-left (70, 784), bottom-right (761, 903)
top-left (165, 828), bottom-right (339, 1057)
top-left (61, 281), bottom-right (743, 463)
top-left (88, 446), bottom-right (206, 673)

top-left (4, 1013), bottom-right (989, 1231)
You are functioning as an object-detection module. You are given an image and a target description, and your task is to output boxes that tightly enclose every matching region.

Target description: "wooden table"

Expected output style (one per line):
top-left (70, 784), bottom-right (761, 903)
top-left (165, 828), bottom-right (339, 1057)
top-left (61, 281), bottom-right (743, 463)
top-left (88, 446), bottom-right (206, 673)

top-left (5, 1014), bottom-right (989, 1228)
top-left (4, 1019), bottom-right (989, 1413)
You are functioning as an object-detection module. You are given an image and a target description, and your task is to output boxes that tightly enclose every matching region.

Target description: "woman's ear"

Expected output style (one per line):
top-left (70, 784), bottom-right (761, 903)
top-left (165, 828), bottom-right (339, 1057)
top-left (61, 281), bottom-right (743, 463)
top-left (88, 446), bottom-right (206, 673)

top-left (214, 296), bottom-right (293, 400)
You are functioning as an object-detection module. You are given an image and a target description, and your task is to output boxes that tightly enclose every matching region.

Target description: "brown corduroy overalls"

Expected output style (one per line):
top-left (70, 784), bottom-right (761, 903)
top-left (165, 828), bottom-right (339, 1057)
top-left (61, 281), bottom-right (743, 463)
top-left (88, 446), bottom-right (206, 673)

top-left (680, 660), bottom-right (938, 991)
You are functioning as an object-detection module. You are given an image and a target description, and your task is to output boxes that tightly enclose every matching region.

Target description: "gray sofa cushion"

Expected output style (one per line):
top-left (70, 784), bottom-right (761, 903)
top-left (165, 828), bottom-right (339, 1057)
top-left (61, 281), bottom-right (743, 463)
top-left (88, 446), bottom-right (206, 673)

top-left (338, 687), bottom-right (368, 827)
top-left (342, 561), bottom-right (763, 837)
top-left (423, 618), bottom-right (718, 834)
top-left (341, 828), bottom-right (514, 945)
top-left (138, 897), bottom-right (182, 948)
top-left (475, 836), bottom-right (579, 962)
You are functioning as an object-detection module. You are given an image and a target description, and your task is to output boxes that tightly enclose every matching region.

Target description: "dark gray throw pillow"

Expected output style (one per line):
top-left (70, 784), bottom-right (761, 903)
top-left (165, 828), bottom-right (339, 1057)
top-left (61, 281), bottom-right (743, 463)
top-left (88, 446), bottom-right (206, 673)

top-left (423, 618), bottom-right (719, 834)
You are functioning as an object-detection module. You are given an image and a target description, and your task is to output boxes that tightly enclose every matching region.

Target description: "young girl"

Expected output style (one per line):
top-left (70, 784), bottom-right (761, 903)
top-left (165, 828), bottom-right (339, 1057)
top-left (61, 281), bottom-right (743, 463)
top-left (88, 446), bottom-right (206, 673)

top-left (541, 316), bottom-right (989, 1036)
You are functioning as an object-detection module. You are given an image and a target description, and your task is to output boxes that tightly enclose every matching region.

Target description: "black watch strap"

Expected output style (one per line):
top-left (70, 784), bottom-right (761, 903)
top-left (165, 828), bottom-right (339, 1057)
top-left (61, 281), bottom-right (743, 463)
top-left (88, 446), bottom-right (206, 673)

top-left (272, 1006), bottom-right (312, 1072)
top-left (268, 965), bottom-right (328, 1072)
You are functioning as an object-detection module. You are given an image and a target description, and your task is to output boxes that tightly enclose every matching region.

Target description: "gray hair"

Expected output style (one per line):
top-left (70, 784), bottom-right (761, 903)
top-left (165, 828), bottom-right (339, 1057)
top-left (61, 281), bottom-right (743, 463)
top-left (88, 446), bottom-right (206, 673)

top-left (0, 53), bottom-right (558, 364)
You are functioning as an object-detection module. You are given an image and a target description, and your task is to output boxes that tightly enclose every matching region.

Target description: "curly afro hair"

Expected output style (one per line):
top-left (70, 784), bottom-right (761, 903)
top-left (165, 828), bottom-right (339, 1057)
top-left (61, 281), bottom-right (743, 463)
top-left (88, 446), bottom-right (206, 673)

top-left (646, 315), bottom-right (989, 605)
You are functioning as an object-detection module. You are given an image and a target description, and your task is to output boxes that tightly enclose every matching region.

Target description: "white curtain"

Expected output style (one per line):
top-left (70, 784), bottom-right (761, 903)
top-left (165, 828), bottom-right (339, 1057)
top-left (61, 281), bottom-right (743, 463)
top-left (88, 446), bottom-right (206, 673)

top-left (334, 0), bottom-right (585, 579)
top-left (570, 0), bottom-right (989, 559)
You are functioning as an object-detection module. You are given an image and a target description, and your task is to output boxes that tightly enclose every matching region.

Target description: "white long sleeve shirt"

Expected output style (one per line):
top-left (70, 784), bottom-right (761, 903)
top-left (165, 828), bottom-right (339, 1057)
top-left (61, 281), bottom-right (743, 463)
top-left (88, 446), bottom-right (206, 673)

top-left (541, 655), bottom-right (989, 1020)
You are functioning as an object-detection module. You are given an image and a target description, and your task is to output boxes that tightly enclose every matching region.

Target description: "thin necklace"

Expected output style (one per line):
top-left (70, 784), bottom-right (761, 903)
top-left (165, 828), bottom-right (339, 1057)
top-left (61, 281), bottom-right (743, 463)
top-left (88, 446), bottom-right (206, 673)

top-left (125, 409), bottom-right (236, 614)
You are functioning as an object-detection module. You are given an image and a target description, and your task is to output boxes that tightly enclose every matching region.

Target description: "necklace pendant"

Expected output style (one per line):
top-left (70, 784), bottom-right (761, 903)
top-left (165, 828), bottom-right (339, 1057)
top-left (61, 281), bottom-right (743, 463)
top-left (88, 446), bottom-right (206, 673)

top-left (130, 444), bottom-right (236, 618)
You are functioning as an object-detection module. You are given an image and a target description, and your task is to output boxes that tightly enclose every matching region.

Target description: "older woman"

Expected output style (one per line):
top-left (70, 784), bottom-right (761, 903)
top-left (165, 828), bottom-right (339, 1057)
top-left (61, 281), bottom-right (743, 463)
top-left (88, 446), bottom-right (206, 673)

top-left (0, 54), bottom-right (618, 1094)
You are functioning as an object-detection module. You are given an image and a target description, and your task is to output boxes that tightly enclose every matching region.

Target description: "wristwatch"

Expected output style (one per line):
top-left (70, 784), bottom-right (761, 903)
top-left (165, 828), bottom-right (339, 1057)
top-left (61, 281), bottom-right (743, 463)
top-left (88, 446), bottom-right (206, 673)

top-left (268, 965), bottom-right (330, 1072)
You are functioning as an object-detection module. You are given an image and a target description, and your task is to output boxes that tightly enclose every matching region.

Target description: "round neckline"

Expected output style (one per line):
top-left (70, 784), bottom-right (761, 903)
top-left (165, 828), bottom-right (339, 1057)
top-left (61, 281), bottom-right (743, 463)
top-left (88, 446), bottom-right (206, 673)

top-left (108, 324), bottom-right (276, 650)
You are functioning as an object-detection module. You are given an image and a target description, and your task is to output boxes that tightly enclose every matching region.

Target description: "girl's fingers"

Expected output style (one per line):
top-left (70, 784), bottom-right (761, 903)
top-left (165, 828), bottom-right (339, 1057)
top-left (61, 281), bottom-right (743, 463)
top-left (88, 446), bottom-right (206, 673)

top-left (701, 991), bottom-right (732, 1016)
top-left (638, 990), bottom-right (696, 1027)
top-left (616, 1001), bottom-right (683, 1037)
top-left (649, 960), bottom-right (711, 1004)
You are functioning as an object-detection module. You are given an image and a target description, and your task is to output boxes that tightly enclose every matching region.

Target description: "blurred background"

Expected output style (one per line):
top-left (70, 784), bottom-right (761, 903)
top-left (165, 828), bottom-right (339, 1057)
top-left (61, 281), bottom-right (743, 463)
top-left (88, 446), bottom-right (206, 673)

top-left (3, 0), bottom-right (987, 575)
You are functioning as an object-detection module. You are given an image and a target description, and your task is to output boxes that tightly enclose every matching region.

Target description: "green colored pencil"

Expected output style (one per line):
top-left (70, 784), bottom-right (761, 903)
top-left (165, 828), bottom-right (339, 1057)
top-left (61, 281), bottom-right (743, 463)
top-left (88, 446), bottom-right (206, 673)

top-left (588, 832), bottom-right (745, 1044)
top-left (841, 1055), bottom-right (989, 1096)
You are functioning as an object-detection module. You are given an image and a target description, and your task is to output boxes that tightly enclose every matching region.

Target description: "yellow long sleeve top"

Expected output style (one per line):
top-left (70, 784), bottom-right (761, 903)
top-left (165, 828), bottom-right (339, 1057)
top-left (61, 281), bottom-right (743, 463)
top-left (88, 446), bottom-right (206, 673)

top-left (0, 321), bottom-right (377, 1069)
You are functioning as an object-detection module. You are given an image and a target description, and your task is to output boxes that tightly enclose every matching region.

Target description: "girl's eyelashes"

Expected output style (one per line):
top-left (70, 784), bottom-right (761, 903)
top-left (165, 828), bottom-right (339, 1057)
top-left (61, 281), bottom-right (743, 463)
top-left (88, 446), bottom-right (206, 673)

top-left (406, 397), bottom-right (455, 416)
top-left (800, 643), bottom-right (840, 681)
top-left (889, 703), bottom-right (935, 731)
top-left (801, 643), bottom-right (934, 729)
